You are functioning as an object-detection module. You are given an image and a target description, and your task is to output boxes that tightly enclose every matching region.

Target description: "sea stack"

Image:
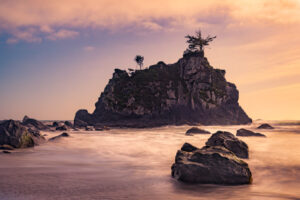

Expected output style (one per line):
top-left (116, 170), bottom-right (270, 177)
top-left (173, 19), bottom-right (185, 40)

top-left (74, 52), bottom-right (252, 128)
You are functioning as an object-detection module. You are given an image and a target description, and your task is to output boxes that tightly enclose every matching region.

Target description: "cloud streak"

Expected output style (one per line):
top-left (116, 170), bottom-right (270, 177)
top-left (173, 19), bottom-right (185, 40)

top-left (1, 0), bottom-right (300, 43)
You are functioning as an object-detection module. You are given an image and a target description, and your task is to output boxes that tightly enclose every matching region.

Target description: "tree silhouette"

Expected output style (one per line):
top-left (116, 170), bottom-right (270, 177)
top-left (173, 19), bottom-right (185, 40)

top-left (185, 29), bottom-right (216, 55)
top-left (134, 55), bottom-right (144, 70)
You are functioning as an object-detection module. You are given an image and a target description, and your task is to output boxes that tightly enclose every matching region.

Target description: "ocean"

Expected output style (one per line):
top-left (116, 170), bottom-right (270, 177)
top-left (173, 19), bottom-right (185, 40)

top-left (1, 121), bottom-right (300, 200)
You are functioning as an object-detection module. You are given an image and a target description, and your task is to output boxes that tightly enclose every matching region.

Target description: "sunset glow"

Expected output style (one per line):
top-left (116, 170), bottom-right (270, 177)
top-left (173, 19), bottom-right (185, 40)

top-left (1, 0), bottom-right (300, 120)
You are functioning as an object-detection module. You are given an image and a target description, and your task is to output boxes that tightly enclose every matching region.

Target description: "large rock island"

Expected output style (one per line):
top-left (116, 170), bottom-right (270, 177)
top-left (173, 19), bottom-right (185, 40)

top-left (74, 52), bottom-right (251, 128)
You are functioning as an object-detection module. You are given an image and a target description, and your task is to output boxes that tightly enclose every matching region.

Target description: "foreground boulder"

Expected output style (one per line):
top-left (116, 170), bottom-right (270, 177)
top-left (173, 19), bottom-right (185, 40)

top-left (237, 128), bottom-right (265, 137)
top-left (257, 123), bottom-right (274, 129)
top-left (49, 132), bottom-right (69, 141)
top-left (171, 144), bottom-right (252, 184)
top-left (22, 115), bottom-right (49, 130)
top-left (0, 120), bottom-right (45, 148)
top-left (206, 131), bottom-right (248, 158)
top-left (185, 127), bottom-right (210, 135)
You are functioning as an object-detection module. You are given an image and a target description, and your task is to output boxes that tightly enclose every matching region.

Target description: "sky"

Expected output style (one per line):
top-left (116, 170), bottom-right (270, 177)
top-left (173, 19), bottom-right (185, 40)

top-left (0, 0), bottom-right (300, 121)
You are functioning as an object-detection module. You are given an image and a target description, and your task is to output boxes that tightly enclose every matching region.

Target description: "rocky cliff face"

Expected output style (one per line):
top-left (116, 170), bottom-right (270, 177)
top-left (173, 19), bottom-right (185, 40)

top-left (74, 52), bottom-right (251, 127)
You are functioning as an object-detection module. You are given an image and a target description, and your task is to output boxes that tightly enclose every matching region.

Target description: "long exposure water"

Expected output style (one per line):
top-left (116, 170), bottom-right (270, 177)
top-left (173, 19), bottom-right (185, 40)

top-left (1, 121), bottom-right (300, 200)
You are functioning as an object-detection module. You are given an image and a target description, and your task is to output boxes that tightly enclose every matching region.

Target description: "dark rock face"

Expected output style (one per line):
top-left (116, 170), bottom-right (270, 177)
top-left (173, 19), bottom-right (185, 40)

top-left (56, 125), bottom-right (68, 131)
top-left (185, 127), bottom-right (210, 135)
top-left (257, 123), bottom-right (274, 129)
top-left (52, 121), bottom-right (59, 127)
top-left (237, 128), bottom-right (266, 137)
top-left (49, 132), bottom-right (69, 141)
top-left (22, 115), bottom-right (49, 130)
top-left (0, 120), bottom-right (45, 148)
top-left (74, 53), bottom-right (251, 128)
top-left (171, 145), bottom-right (252, 184)
top-left (181, 143), bottom-right (198, 152)
top-left (206, 131), bottom-right (249, 158)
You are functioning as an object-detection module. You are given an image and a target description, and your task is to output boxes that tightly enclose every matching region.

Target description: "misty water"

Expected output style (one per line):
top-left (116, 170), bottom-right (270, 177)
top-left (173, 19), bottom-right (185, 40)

top-left (1, 121), bottom-right (300, 200)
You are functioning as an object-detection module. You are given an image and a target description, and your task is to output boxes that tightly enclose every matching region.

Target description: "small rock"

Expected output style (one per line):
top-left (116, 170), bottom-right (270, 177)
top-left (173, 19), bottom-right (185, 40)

top-left (85, 126), bottom-right (94, 131)
top-left (56, 125), bottom-right (68, 131)
top-left (257, 123), bottom-right (274, 129)
top-left (180, 143), bottom-right (198, 152)
top-left (185, 127), bottom-right (210, 135)
top-left (206, 131), bottom-right (249, 158)
top-left (2, 150), bottom-right (11, 154)
top-left (64, 121), bottom-right (73, 128)
top-left (49, 132), bottom-right (69, 141)
top-left (52, 121), bottom-right (59, 127)
top-left (237, 129), bottom-right (266, 137)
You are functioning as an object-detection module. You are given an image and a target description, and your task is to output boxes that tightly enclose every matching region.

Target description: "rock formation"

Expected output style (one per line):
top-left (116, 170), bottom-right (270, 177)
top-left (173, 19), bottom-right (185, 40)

top-left (206, 131), bottom-right (249, 158)
top-left (74, 52), bottom-right (252, 128)
top-left (171, 144), bottom-right (252, 184)
top-left (22, 115), bottom-right (49, 130)
top-left (0, 120), bottom-right (45, 148)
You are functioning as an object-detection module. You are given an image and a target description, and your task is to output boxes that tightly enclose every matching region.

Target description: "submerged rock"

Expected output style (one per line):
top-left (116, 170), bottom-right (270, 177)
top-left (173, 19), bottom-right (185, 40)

top-left (257, 123), bottom-right (274, 129)
top-left (85, 126), bottom-right (94, 131)
top-left (22, 115), bottom-right (49, 130)
top-left (237, 129), bottom-right (265, 137)
top-left (0, 120), bottom-right (45, 148)
top-left (206, 131), bottom-right (249, 158)
top-left (171, 145), bottom-right (252, 185)
top-left (49, 132), bottom-right (69, 141)
top-left (185, 127), bottom-right (210, 135)
top-left (56, 125), bottom-right (68, 131)
top-left (74, 52), bottom-right (252, 128)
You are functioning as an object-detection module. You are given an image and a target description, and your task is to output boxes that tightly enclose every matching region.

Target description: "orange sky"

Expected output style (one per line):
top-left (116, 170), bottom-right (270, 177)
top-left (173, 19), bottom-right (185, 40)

top-left (0, 0), bottom-right (299, 120)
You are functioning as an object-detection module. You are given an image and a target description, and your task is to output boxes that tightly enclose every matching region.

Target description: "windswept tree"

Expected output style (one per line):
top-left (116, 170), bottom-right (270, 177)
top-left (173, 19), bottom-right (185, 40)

top-left (134, 55), bottom-right (144, 70)
top-left (185, 29), bottom-right (216, 55)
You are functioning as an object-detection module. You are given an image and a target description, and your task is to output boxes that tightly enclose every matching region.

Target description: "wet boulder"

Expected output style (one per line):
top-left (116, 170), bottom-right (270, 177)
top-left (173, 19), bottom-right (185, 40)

top-left (49, 132), bottom-right (69, 141)
top-left (22, 115), bottom-right (49, 130)
top-left (0, 120), bottom-right (45, 148)
top-left (171, 145), bottom-right (252, 185)
top-left (257, 123), bottom-right (274, 129)
top-left (185, 127), bottom-right (210, 135)
top-left (237, 128), bottom-right (265, 137)
top-left (206, 131), bottom-right (249, 158)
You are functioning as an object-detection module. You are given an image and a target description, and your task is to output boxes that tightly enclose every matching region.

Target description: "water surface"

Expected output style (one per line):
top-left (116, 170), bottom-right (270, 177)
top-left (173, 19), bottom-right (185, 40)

top-left (1, 122), bottom-right (300, 200)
